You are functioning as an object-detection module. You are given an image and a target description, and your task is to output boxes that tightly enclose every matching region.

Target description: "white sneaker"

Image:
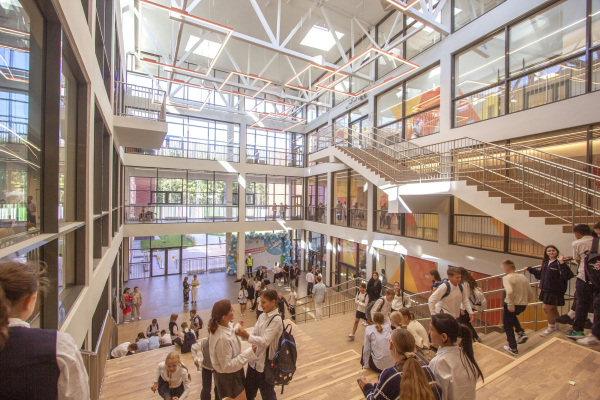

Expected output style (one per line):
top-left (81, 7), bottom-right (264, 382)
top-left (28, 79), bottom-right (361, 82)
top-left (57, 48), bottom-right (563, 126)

top-left (577, 334), bottom-right (600, 346)
top-left (362, 321), bottom-right (368, 326)
top-left (348, 334), bottom-right (355, 341)
top-left (539, 328), bottom-right (555, 337)
top-left (124, 320), bottom-right (129, 324)
top-left (138, 317), bottom-right (142, 320)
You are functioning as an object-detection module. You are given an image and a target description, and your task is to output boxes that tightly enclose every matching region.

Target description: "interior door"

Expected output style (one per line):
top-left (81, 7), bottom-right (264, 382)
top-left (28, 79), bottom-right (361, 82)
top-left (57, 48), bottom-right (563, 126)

top-left (151, 249), bottom-right (165, 277)
top-left (291, 195), bottom-right (302, 219)
top-left (167, 248), bottom-right (180, 275)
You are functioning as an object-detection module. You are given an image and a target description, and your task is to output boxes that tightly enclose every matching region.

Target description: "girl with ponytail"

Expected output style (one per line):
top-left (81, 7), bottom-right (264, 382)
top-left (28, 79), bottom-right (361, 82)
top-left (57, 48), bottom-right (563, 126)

top-left (395, 308), bottom-right (431, 349)
top-left (428, 314), bottom-right (483, 400)
top-left (0, 260), bottom-right (89, 399)
top-left (208, 299), bottom-right (257, 400)
top-left (361, 312), bottom-right (395, 373)
top-left (151, 352), bottom-right (191, 400)
top-left (359, 328), bottom-right (442, 400)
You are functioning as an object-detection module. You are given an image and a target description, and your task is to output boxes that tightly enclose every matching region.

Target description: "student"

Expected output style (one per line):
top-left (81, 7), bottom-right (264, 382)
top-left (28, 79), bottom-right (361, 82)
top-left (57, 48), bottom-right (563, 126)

top-left (294, 263), bottom-right (301, 288)
top-left (391, 281), bottom-right (411, 312)
top-left (283, 263), bottom-right (290, 286)
top-left (380, 269), bottom-right (388, 288)
top-left (430, 270), bottom-right (443, 292)
top-left (358, 328), bottom-right (442, 400)
top-left (362, 312), bottom-right (395, 373)
top-left (276, 291), bottom-right (289, 320)
top-left (367, 272), bottom-right (382, 303)
top-left (567, 224), bottom-right (598, 341)
top-left (209, 299), bottom-right (257, 400)
top-left (159, 330), bottom-right (173, 347)
top-left (192, 338), bottom-right (221, 400)
top-left (247, 277), bottom-right (256, 310)
top-left (348, 282), bottom-right (369, 340)
top-left (183, 277), bottom-right (190, 306)
top-left (131, 286), bottom-right (143, 321)
top-left (169, 313), bottom-right (180, 341)
top-left (190, 309), bottom-right (203, 339)
top-left (175, 322), bottom-right (197, 354)
top-left (370, 289), bottom-right (395, 325)
top-left (256, 266), bottom-right (265, 282)
top-left (191, 275), bottom-right (200, 304)
top-left (239, 286), bottom-right (248, 316)
top-left (289, 286), bottom-right (297, 321)
top-left (151, 352), bottom-right (191, 400)
top-left (457, 267), bottom-right (482, 342)
top-left (274, 263), bottom-right (282, 286)
top-left (246, 255), bottom-right (254, 277)
top-left (111, 342), bottom-right (137, 358)
top-left (238, 289), bottom-right (284, 400)
top-left (428, 267), bottom-right (474, 320)
top-left (501, 260), bottom-right (533, 356)
top-left (428, 314), bottom-right (483, 400)
top-left (527, 245), bottom-right (574, 336)
top-left (0, 260), bottom-right (89, 399)
top-left (136, 332), bottom-right (150, 353)
top-left (120, 287), bottom-right (132, 323)
top-left (147, 318), bottom-right (160, 337)
top-left (394, 309), bottom-right (430, 350)
top-left (251, 277), bottom-right (261, 311)
top-left (312, 276), bottom-right (327, 321)
top-left (148, 333), bottom-right (161, 350)
top-left (306, 268), bottom-right (315, 295)
top-left (125, 343), bottom-right (138, 356)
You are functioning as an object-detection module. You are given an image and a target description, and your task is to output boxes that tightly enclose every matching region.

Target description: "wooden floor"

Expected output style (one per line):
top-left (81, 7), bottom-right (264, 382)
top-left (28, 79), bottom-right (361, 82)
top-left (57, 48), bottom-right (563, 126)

top-left (477, 338), bottom-right (600, 398)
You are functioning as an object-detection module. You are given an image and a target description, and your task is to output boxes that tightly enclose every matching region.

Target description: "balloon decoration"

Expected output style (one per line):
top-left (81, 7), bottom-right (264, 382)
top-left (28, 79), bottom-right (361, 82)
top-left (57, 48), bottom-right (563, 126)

top-left (226, 231), bottom-right (292, 275)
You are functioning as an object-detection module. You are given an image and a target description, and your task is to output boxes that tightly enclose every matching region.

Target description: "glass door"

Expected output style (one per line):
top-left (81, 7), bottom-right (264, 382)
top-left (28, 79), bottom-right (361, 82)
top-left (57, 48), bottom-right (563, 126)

top-left (167, 248), bottom-right (181, 275)
top-left (350, 117), bottom-right (368, 148)
top-left (291, 195), bottom-right (302, 219)
top-left (151, 249), bottom-right (165, 277)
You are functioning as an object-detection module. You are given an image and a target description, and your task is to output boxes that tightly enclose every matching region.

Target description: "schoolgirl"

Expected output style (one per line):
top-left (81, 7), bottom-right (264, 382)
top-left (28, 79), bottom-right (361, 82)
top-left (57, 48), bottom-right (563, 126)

top-left (169, 313), bottom-right (179, 341)
top-left (458, 267), bottom-right (482, 342)
top-left (151, 352), bottom-right (191, 400)
top-left (238, 285), bottom-right (248, 316)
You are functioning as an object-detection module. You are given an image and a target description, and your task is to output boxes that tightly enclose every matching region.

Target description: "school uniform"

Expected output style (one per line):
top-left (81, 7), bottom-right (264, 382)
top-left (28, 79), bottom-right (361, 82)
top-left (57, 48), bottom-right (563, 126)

top-left (572, 236), bottom-right (597, 334)
top-left (159, 334), bottom-right (173, 347)
top-left (370, 297), bottom-right (393, 324)
top-left (306, 272), bottom-right (315, 295)
top-left (111, 342), bottom-right (132, 358)
top-left (361, 323), bottom-right (395, 373)
top-left (361, 361), bottom-right (442, 400)
top-left (245, 309), bottom-right (284, 400)
top-left (428, 282), bottom-right (473, 319)
top-left (391, 291), bottom-right (411, 311)
top-left (192, 338), bottom-right (221, 400)
top-left (148, 335), bottom-right (160, 350)
top-left (289, 291), bottom-right (297, 320)
top-left (209, 322), bottom-right (257, 399)
top-left (502, 273), bottom-right (533, 350)
top-left (429, 345), bottom-right (476, 400)
top-left (355, 291), bottom-right (369, 320)
top-left (406, 320), bottom-right (430, 349)
top-left (155, 361), bottom-right (190, 400)
top-left (147, 323), bottom-right (160, 337)
top-left (527, 259), bottom-right (574, 306)
top-left (136, 338), bottom-right (150, 353)
top-left (238, 289), bottom-right (248, 304)
top-left (0, 318), bottom-right (90, 400)
top-left (169, 322), bottom-right (179, 341)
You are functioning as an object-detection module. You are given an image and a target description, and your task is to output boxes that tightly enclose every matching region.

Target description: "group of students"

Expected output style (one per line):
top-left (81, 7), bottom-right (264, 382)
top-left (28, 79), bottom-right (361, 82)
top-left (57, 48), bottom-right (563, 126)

top-left (151, 290), bottom-right (285, 400)
top-left (237, 272), bottom-right (297, 322)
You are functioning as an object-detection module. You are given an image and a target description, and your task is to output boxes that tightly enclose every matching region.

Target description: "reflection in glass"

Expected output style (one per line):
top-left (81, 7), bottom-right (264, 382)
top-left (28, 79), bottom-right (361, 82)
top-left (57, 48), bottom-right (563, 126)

top-left (453, 0), bottom-right (506, 30)
top-left (454, 86), bottom-right (505, 127)
top-left (455, 32), bottom-right (505, 96)
top-left (405, 108), bottom-right (440, 140)
top-left (405, 67), bottom-right (441, 116)
top-left (376, 86), bottom-right (403, 126)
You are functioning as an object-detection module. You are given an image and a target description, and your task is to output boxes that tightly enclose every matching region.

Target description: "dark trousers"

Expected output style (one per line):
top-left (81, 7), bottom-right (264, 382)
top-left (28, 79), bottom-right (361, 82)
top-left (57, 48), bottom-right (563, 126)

top-left (201, 368), bottom-right (220, 400)
top-left (503, 303), bottom-right (526, 349)
top-left (158, 376), bottom-right (184, 400)
top-left (359, 346), bottom-right (383, 373)
top-left (289, 306), bottom-right (296, 321)
top-left (307, 282), bottom-right (314, 296)
top-left (247, 264), bottom-right (253, 277)
top-left (246, 365), bottom-right (277, 400)
top-left (458, 312), bottom-right (479, 339)
top-left (573, 279), bottom-right (600, 338)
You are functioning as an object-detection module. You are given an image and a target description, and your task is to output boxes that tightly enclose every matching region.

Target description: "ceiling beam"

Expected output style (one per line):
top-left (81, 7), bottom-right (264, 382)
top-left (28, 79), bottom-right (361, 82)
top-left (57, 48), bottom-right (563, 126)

top-left (303, 0), bottom-right (372, 27)
top-left (321, 7), bottom-right (348, 63)
top-left (133, 7), bottom-right (171, 64)
top-left (185, 0), bottom-right (203, 12)
top-left (384, 12), bottom-right (402, 48)
top-left (280, 2), bottom-right (319, 48)
top-left (276, 0), bottom-right (281, 44)
top-left (248, 0), bottom-right (278, 46)
top-left (353, 18), bottom-right (379, 48)
top-left (400, 6), bottom-right (450, 35)
top-left (176, 29), bottom-right (211, 67)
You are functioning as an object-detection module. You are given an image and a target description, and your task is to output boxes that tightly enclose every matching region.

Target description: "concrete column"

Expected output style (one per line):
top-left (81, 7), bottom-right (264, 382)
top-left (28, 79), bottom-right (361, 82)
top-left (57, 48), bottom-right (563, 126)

top-left (239, 172), bottom-right (246, 223)
top-left (237, 231), bottom-right (245, 279)
top-left (226, 175), bottom-right (234, 220)
top-left (325, 235), bottom-right (332, 286)
top-left (300, 229), bottom-right (306, 272)
top-left (240, 121), bottom-right (248, 164)
top-left (326, 170), bottom-right (332, 226)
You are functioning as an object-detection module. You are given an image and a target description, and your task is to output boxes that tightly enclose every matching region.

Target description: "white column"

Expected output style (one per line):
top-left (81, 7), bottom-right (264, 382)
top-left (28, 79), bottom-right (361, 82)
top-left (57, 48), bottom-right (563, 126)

top-left (300, 229), bottom-right (306, 272)
top-left (226, 175), bottom-right (234, 220)
top-left (326, 170), bottom-right (332, 226)
top-left (237, 231), bottom-right (245, 279)
top-left (325, 235), bottom-right (332, 286)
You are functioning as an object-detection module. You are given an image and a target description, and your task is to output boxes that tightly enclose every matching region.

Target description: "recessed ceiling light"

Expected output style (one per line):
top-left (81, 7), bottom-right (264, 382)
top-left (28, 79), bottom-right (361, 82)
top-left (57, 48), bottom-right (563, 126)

top-left (300, 25), bottom-right (344, 52)
top-left (185, 35), bottom-right (221, 59)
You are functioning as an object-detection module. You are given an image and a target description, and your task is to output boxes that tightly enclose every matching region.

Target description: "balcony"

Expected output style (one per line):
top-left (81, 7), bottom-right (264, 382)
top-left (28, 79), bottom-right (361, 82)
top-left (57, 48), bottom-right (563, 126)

top-left (124, 205), bottom-right (238, 224)
top-left (113, 82), bottom-right (168, 149)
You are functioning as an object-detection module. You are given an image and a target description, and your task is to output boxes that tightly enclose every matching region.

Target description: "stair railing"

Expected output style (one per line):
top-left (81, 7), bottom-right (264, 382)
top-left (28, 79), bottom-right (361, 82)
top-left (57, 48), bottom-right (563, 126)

top-left (293, 281), bottom-right (362, 323)
top-left (80, 311), bottom-right (119, 400)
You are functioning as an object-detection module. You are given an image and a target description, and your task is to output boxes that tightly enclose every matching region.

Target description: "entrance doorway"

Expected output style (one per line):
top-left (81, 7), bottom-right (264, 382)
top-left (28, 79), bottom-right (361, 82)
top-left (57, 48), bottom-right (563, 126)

top-left (151, 248), bottom-right (181, 277)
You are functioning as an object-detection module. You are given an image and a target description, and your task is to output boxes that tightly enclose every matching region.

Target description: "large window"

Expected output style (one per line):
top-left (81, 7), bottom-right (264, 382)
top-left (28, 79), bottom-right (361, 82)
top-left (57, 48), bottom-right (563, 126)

top-left (306, 173), bottom-right (327, 223)
top-left (125, 167), bottom-right (238, 223)
top-left (332, 170), bottom-right (368, 230)
top-left (246, 129), bottom-right (304, 167)
top-left (453, 0), bottom-right (506, 31)
top-left (245, 174), bottom-right (303, 221)
top-left (453, 0), bottom-right (597, 127)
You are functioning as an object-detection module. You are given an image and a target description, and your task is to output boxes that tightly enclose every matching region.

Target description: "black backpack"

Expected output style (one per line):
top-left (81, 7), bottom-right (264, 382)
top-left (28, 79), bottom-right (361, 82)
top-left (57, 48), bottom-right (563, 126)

top-left (192, 315), bottom-right (203, 330)
top-left (584, 237), bottom-right (600, 289)
top-left (181, 330), bottom-right (197, 354)
top-left (264, 315), bottom-right (297, 394)
top-left (365, 298), bottom-right (384, 323)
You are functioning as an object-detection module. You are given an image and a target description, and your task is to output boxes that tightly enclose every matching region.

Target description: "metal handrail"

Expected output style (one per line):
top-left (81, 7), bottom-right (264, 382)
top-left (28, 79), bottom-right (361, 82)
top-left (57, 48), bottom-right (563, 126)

top-left (294, 277), bottom-right (360, 305)
top-left (114, 81), bottom-right (167, 122)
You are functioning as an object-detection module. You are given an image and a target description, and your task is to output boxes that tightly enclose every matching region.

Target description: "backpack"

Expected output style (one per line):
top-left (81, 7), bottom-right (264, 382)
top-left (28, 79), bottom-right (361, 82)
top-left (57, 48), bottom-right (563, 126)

top-left (192, 315), bottom-right (203, 330)
top-left (181, 330), bottom-right (197, 354)
top-left (584, 237), bottom-right (600, 289)
top-left (264, 315), bottom-right (297, 394)
top-left (441, 280), bottom-right (463, 299)
top-left (365, 298), bottom-right (384, 323)
top-left (470, 287), bottom-right (487, 311)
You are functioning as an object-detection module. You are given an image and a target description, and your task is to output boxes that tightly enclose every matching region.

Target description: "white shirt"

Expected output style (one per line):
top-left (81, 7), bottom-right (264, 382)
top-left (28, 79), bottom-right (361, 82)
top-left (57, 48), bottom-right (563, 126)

top-left (289, 292), bottom-right (297, 306)
top-left (572, 235), bottom-right (594, 281)
top-left (136, 338), bottom-right (150, 352)
top-left (209, 322), bottom-right (256, 374)
top-left (429, 345), bottom-right (477, 400)
top-left (428, 282), bottom-right (473, 318)
top-left (355, 292), bottom-right (369, 313)
top-left (502, 273), bottom-right (533, 306)
top-left (254, 281), bottom-right (261, 291)
top-left (246, 309), bottom-right (284, 373)
top-left (155, 362), bottom-right (190, 400)
top-left (159, 334), bottom-right (172, 345)
top-left (370, 297), bottom-right (393, 324)
top-left (110, 342), bottom-right (131, 358)
top-left (391, 292), bottom-right (410, 310)
top-left (306, 272), bottom-right (315, 284)
top-left (406, 320), bottom-right (430, 348)
top-left (8, 318), bottom-right (90, 400)
top-left (362, 323), bottom-right (395, 371)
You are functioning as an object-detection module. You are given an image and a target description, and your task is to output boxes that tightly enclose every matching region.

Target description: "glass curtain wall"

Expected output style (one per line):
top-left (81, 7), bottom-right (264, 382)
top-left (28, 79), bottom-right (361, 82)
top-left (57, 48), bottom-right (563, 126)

top-left (246, 128), bottom-right (305, 167)
top-left (306, 173), bottom-right (327, 223)
top-left (332, 237), bottom-right (367, 285)
top-left (375, 66), bottom-right (441, 141)
top-left (453, 0), bottom-right (506, 31)
top-left (332, 170), bottom-right (368, 230)
top-left (245, 174), bottom-right (304, 221)
top-left (307, 231), bottom-right (327, 274)
top-left (128, 233), bottom-right (227, 279)
top-left (125, 167), bottom-right (238, 223)
top-left (125, 114), bottom-right (240, 162)
top-left (453, 0), bottom-right (596, 127)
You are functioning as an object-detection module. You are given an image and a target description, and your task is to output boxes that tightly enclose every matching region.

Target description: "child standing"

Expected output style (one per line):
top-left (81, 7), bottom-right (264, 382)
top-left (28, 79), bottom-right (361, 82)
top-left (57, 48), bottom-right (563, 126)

top-left (131, 286), bottom-right (143, 321)
top-left (191, 275), bottom-right (200, 304)
top-left (190, 309), bottom-right (203, 339)
top-left (501, 260), bottom-right (533, 356)
top-left (289, 286), bottom-right (297, 321)
top-left (348, 282), bottom-right (369, 340)
top-left (120, 287), bottom-right (131, 324)
top-left (238, 286), bottom-right (248, 316)
top-left (277, 292), bottom-right (289, 320)
top-left (192, 338), bottom-right (220, 400)
top-left (428, 267), bottom-right (474, 321)
top-left (151, 352), bottom-right (191, 400)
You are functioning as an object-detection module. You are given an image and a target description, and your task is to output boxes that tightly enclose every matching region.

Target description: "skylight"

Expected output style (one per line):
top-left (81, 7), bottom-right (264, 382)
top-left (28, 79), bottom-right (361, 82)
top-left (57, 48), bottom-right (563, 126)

top-left (300, 25), bottom-right (344, 52)
top-left (185, 35), bottom-right (221, 59)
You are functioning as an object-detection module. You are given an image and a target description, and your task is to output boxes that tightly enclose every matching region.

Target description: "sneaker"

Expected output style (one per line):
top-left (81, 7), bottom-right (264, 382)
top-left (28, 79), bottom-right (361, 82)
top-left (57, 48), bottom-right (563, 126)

top-left (555, 314), bottom-right (574, 325)
top-left (576, 334), bottom-right (600, 346)
top-left (585, 319), bottom-right (593, 330)
top-left (348, 334), bottom-right (355, 341)
top-left (503, 345), bottom-right (518, 356)
top-left (517, 332), bottom-right (528, 344)
top-left (539, 328), bottom-right (555, 337)
top-left (138, 317), bottom-right (142, 320)
top-left (362, 321), bottom-right (368, 326)
top-left (566, 330), bottom-right (586, 340)
top-left (124, 320), bottom-right (129, 324)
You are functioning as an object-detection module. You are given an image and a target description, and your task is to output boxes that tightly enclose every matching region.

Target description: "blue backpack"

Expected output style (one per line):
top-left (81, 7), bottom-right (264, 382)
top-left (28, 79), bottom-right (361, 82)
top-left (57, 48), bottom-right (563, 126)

top-left (439, 279), bottom-right (463, 299)
top-left (264, 315), bottom-right (297, 394)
